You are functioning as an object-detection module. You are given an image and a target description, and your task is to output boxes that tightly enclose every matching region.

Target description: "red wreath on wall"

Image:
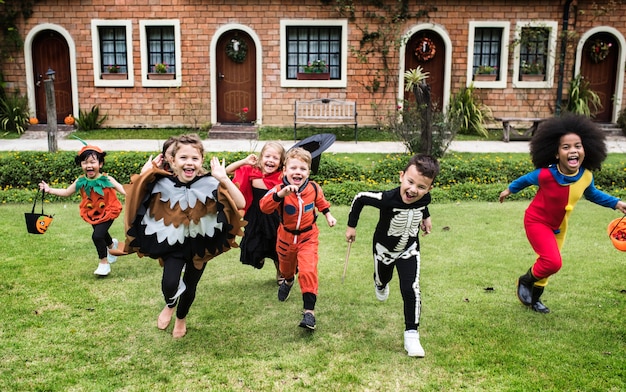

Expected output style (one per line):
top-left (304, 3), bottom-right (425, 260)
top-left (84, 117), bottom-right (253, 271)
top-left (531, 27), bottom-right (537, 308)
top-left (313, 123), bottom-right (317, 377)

top-left (415, 37), bottom-right (436, 62)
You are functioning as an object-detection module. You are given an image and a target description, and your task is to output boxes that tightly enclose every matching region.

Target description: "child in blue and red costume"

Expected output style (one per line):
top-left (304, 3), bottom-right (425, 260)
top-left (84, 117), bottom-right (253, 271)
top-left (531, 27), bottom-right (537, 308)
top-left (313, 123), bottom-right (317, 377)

top-left (499, 114), bottom-right (626, 313)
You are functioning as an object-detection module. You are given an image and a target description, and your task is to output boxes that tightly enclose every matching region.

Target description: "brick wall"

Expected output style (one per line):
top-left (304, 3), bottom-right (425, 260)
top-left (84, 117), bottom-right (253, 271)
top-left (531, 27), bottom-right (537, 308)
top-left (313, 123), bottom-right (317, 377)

top-left (4, 0), bottom-right (625, 130)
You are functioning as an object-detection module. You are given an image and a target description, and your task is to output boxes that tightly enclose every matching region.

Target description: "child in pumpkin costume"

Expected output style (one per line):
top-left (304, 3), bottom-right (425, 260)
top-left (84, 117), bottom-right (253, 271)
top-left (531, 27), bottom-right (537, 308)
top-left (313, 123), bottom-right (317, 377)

top-left (122, 134), bottom-right (245, 338)
top-left (39, 144), bottom-right (126, 276)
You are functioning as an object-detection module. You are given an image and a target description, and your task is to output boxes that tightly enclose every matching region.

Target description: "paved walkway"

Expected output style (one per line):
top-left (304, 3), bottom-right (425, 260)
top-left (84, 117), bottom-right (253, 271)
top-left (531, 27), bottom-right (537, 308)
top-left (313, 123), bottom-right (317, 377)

top-left (3, 132), bottom-right (626, 153)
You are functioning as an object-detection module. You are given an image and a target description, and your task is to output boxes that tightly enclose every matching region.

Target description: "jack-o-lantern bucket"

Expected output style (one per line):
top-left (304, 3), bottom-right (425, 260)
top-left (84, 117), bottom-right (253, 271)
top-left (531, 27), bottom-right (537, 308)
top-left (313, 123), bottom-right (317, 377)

top-left (25, 190), bottom-right (54, 234)
top-left (607, 216), bottom-right (626, 251)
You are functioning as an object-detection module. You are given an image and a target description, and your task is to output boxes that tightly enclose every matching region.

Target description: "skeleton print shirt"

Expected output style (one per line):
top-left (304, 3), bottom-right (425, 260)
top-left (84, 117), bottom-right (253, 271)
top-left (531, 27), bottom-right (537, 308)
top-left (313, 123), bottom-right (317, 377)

top-left (347, 187), bottom-right (431, 253)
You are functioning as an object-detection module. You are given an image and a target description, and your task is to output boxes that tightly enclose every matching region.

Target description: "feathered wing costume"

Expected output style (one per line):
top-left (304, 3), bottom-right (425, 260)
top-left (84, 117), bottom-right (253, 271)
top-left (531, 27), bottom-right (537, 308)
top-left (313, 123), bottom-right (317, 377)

top-left (121, 167), bottom-right (245, 270)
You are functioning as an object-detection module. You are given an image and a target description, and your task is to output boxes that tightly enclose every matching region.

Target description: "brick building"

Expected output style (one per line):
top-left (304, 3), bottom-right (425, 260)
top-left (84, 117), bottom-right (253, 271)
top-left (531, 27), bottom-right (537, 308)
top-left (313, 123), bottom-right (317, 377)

top-left (3, 0), bottom-right (625, 132)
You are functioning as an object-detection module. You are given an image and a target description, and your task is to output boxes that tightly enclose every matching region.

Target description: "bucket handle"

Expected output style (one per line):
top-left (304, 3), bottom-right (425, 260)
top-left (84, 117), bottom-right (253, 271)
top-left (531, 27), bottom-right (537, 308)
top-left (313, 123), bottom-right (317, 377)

top-left (609, 214), bottom-right (626, 237)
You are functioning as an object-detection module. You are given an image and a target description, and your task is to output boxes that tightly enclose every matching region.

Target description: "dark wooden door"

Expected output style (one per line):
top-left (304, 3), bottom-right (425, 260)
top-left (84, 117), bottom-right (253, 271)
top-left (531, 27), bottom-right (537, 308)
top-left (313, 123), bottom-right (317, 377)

top-left (216, 30), bottom-right (256, 123)
top-left (580, 33), bottom-right (618, 122)
top-left (405, 32), bottom-right (445, 110)
top-left (32, 30), bottom-right (73, 123)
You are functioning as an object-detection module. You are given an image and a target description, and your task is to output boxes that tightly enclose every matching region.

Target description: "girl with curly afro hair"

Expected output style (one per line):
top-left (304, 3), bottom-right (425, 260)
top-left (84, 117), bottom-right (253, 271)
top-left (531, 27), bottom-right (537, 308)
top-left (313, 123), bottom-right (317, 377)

top-left (499, 114), bottom-right (626, 313)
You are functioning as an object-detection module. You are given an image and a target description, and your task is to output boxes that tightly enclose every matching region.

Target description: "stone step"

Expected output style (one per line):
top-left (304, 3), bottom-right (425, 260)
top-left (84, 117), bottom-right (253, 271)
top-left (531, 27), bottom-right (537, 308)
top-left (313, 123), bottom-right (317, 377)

top-left (208, 124), bottom-right (258, 140)
top-left (22, 124), bottom-right (75, 139)
top-left (597, 122), bottom-right (623, 136)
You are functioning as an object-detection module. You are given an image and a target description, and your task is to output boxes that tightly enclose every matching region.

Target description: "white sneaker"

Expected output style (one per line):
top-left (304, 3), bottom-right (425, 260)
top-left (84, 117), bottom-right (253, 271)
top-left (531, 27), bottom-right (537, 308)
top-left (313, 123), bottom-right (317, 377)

top-left (107, 238), bottom-right (118, 264)
top-left (404, 330), bottom-right (425, 357)
top-left (94, 263), bottom-right (111, 276)
top-left (374, 282), bottom-right (389, 301)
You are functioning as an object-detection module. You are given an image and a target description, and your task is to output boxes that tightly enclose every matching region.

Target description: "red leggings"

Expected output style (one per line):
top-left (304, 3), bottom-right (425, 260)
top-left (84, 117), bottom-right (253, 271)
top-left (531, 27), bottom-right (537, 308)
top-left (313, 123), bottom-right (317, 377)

top-left (524, 217), bottom-right (566, 281)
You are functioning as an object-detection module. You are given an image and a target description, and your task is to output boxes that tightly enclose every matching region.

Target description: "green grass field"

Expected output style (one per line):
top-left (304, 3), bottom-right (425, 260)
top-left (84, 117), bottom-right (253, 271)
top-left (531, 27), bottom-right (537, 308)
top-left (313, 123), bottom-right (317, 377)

top-left (1, 200), bottom-right (625, 391)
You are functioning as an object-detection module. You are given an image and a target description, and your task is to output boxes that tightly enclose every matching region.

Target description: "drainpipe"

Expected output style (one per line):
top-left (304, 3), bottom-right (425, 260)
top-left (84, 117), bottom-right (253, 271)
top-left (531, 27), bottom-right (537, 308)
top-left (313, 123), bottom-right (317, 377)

top-left (555, 0), bottom-right (574, 115)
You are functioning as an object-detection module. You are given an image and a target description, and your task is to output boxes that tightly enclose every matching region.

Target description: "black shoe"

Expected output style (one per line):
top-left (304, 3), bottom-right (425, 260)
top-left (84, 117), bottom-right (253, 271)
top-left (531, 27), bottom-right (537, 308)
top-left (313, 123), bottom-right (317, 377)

top-left (299, 312), bottom-right (316, 330)
top-left (278, 280), bottom-right (293, 302)
top-left (517, 268), bottom-right (538, 306)
top-left (532, 300), bottom-right (550, 313)
top-left (531, 285), bottom-right (550, 313)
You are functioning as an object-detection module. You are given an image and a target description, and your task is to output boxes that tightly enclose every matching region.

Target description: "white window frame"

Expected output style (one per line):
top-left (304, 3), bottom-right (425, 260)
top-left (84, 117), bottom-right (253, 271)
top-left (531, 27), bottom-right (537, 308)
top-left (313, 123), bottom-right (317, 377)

top-left (467, 21), bottom-right (510, 89)
top-left (139, 19), bottom-right (182, 88)
top-left (91, 19), bottom-right (134, 87)
top-left (512, 21), bottom-right (558, 89)
top-left (280, 19), bottom-right (348, 88)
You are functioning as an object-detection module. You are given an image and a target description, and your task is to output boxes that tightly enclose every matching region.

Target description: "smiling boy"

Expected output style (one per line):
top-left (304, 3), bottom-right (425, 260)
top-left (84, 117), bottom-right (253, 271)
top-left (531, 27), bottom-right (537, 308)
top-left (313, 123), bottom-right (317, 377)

top-left (259, 147), bottom-right (337, 330)
top-left (345, 154), bottom-right (440, 357)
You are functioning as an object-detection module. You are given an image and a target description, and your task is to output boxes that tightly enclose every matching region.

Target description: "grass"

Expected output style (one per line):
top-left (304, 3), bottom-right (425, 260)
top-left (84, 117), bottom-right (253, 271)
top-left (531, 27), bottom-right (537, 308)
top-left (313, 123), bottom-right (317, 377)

top-left (1, 201), bottom-right (625, 391)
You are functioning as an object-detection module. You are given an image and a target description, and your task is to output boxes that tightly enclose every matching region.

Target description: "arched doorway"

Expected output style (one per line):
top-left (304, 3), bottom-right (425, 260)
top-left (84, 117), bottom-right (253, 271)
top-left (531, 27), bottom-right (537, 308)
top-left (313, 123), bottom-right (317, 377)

top-left (31, 30), bottom-right (73, 123)
top-left (580, 32), bottom-right (619, 122)
top-left (215, 30), bottom-right (257, 124)
top-left (404, 31), bottom-right (445, 110)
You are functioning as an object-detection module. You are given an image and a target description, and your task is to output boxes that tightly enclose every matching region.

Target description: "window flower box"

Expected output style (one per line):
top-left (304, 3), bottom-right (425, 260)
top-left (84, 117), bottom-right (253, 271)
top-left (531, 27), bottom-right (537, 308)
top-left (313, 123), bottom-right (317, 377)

top-left (520, 74), bottom-right (545, 82)
top-left (102, 73), bottom-right (128, 80)
top-left (297, 72), bottom-right (331, 80)
top-left (148, 73), bottom-right (175, 80)
top-left (473, 74), bottom-right (497, 82)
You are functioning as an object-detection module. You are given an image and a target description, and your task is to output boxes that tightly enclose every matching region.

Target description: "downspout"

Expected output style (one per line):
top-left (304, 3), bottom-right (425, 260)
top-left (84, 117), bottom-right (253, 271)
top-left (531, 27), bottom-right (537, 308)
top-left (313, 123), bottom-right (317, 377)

top-left (555, 0), bottom-right (574, 115)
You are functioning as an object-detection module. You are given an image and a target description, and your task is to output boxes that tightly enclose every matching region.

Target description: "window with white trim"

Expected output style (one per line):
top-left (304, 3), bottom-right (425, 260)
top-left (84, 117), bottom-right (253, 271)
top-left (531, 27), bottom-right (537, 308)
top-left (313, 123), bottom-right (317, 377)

top-left (512, 21), bottom-right (558, 88)
top-left (91, 19), bottom-right (134, 87)
top-left (140, 20), bottom-right (182, 87)
top-left (467, 21), bottom-right (510, 89)
top-left (280, 19), bottom-right (348, 88)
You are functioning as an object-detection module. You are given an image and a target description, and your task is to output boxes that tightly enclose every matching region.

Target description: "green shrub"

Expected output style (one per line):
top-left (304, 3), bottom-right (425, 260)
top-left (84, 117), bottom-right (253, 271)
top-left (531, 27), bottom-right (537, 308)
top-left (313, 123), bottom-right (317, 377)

top-left (0, 91), bottom-right (29, 135)
top-left (1, 151), bottom-right (625, 204)
top-left (74, 105), bottom-right (108, 131)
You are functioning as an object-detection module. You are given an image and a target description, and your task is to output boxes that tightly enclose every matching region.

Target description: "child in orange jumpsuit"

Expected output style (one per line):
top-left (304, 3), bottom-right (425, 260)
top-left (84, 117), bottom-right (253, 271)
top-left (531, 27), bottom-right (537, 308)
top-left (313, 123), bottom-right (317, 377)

top-left (259, 147), bottom-right (337, 330)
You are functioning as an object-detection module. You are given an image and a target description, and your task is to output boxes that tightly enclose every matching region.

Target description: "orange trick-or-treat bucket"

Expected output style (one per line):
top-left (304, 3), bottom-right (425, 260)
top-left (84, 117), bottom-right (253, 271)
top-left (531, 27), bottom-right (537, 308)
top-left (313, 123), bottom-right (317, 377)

top-left (607, 216), bottom-right (626, 251)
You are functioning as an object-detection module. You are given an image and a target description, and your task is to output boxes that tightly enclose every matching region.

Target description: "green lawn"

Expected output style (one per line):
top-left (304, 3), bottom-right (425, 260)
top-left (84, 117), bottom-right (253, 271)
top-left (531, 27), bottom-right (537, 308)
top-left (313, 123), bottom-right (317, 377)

top-left (1, 201), bottom-right (624, 391)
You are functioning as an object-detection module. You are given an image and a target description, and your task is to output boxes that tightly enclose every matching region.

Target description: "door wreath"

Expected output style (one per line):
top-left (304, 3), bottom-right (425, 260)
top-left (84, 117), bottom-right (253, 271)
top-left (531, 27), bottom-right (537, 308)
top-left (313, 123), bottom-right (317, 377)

top-left (589, 39), bottom-right (612, 63)
top-left (226, 37), bottom-right (248, 63)
top-left (415, 37), bottom-right (436, 62)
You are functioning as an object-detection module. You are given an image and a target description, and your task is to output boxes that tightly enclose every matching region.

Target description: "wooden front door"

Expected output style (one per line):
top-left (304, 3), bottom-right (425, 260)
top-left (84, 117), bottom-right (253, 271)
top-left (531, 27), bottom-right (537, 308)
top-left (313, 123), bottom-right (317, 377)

top-left (405, 31), bottom-right (445, 110)
top-left (580, 33), bottom-right (618, 122)
top-left (216, 30), bottom-right (256, 124)
top-left (32, 30), bottom-right (73, 124)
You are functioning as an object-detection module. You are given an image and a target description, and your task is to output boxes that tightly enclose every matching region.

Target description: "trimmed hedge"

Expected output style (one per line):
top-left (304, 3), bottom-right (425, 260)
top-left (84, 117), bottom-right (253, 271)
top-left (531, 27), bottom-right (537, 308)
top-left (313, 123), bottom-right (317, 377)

top-left (1, 151), bottom-right (625, 205)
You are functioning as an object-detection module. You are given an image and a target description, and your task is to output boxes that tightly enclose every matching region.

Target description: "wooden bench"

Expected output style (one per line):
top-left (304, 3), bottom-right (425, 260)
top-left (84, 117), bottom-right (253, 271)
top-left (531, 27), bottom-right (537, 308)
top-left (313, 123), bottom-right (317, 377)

top-left (495, 117), bottom-right (547, 142)
top-left (294, 99), bottom-right (358, 142)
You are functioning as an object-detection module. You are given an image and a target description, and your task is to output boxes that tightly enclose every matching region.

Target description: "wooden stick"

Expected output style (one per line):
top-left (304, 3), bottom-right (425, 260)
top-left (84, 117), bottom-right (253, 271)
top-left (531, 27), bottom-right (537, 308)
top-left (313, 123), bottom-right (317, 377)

top-left (342, 240), bottom-right (352, 284)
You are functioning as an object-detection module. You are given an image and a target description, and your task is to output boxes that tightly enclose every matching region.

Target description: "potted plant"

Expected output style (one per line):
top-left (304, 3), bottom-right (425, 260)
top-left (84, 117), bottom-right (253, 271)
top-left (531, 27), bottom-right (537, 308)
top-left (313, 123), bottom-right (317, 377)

top-left (474, 65), bottom-right (497, 81)
top-left (520, 60), bottom-right (545, 81)
top-left (102, 64), bottom-right (127, 80)
top-left (149, 63), bottom-right (174, 80)
top-left (297, 59), bottom-right (330, 80)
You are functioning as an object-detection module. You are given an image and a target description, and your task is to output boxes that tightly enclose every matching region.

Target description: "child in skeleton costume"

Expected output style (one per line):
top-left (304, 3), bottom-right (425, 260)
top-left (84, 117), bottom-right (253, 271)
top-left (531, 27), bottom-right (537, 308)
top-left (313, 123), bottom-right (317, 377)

top-left (123, 134), bottom-right (245, 338)
top-left (259, 147), bottom-right (337, 331)
top-left (499, 115), bottom-right (626, 314)
top-left (39, 143), bottom-right (125, 277)
top-left (346, 154), bottom-right (440, 358)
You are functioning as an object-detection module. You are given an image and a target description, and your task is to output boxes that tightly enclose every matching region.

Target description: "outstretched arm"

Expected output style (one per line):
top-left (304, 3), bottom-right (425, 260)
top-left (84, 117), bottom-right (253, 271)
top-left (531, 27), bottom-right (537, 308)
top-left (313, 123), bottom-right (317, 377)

top-left (39, 179), bottom-right (77, 197)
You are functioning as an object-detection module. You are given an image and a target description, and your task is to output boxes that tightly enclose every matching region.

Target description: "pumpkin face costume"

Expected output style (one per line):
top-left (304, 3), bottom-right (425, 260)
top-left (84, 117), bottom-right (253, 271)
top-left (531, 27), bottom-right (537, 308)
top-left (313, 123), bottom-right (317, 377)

top-left (76, 175), bottom-right (123, 224)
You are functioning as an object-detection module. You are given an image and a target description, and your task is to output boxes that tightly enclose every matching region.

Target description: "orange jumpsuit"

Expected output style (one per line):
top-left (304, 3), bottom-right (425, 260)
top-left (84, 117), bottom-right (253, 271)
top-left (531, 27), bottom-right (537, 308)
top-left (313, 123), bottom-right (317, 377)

top-left (259, 181), bottom-right (330, 296)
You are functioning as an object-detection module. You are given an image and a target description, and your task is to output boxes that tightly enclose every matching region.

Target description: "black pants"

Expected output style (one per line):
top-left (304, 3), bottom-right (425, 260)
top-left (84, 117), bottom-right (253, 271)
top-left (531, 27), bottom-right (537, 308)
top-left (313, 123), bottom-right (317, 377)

top-left (373, 242), bottom-right (421, 331)
top-left (161, 252), bottom-right (206, 320)
top-left (91, 220), bottom-right (114, 259)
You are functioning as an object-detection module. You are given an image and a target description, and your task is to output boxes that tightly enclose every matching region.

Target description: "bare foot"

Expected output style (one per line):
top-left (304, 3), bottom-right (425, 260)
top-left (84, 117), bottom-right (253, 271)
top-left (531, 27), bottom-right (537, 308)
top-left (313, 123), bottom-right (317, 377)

top-left (157, 306), bottom-right (175, 330)
top-left (173, 318), bottom-right (187, 338)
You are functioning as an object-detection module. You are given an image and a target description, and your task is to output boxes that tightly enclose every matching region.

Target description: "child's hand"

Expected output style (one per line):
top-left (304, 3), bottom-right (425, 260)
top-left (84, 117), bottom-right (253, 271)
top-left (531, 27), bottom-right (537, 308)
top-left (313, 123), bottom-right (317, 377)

top-left (345, 226), bottom-right (356, 243)
top-left (326, 213), bottom-right (337, 227)
top-left (421, 216), bottom-right (432, 235)
top-left (39, 181), bottom-right (49, 193)
top-left (210, 156), bottom-right (227, 182)
top-left (244, 154), bottom-right (258, 166)
top-left (278, 184), bottom-right (298, 198)
top-left (616, 200), bottom-right (626, 215)
top-left (499, 189), bottom-right (511, 203)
